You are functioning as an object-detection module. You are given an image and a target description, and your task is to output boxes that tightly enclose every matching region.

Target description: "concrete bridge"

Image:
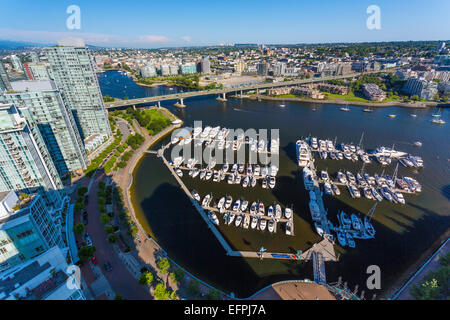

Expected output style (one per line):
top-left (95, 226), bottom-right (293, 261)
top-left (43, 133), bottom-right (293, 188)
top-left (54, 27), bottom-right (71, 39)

top-left (105, 69), bottom-right (398, 110)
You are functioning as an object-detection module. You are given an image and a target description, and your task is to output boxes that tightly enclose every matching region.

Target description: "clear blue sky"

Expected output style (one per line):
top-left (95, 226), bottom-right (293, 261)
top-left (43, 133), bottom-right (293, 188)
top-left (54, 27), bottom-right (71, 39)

top-left (1, 0), bottom-right (449, 48)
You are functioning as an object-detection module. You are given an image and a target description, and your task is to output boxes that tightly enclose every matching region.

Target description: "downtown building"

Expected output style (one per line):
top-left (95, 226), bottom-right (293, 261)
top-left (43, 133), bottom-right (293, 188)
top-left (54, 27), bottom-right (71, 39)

top-left (23, 62), bottom-right (53, 81)
top-left (0, 61), bottom-right (12, 93)
top-left (1, 81), bottom-right (89, 176)
top-left (44, 39), bottom-right (112, 142)
top-left (402, 77), bottom-right (439, 101)
top-left (0, 104), bottom-right (64, 201)
top-left (0, 191), bottom-right (64, 273)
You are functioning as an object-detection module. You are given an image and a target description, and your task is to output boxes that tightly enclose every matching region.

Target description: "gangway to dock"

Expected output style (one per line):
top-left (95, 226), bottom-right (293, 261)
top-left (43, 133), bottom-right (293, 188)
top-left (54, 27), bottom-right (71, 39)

top-left (313, 252), bottom-right (327, 284)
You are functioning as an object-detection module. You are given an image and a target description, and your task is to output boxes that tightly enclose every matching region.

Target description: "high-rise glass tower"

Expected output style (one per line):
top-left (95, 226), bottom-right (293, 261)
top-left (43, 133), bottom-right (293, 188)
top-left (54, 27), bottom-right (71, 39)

top-left (0, 104), bottom-right (63, 194)
top-left (1, 81), bottom-right (88, 176)
top-left (44, 39), bottom-right (112, 142)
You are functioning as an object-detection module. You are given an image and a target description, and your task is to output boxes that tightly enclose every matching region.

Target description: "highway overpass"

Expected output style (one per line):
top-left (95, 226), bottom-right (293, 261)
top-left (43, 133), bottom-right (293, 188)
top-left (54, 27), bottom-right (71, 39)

top-left (105, 69), bottom-right (398, 110)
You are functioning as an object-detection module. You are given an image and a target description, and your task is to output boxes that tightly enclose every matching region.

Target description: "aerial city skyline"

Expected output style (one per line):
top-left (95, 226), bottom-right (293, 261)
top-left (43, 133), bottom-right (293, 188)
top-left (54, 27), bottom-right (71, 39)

top-left (0, 1), bottom-right (448, 307)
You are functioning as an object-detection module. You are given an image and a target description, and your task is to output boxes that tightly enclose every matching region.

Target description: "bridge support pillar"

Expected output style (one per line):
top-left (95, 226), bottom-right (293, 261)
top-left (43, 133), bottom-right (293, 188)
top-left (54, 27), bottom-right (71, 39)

top-left (157, 101), bottom-right (161, 108)
top-left (133, 105), bottom-right (136, 110)
top-left (174, 98), bottom-right (186, 108)
top-left (240, 90), bottom-right (243, 98)
top-left (216, 92), bottom-right (228, 102)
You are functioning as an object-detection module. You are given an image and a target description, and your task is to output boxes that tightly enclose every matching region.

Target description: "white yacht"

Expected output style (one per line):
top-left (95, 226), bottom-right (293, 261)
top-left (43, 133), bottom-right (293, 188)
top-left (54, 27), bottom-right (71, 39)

top-left (284, 207), bottom-right (293, 219)
top-left (225, 196), bottom-right (233, 209)
top-left (202, 194), bottom-right (211, 207)
top-left (176, 169), bottom-right (183, 178)
top-left (242, 176), bottom-right (250, 188)
top-left (258, 203), bottom-right (265, 216)
top-left (251, 217), bottom-right (258, 229)
top-left (374, 147), bottom-right (408, 159)
top-left (296, 140), bottom-right (311, 167)
top-left (191, 190), bottom-right (201, 202)
top-left (241, 200), bottom-right (249, 212)
top-left (268, 176), bottom-right (276, 189)
top-left (243, 215), bottom-right (250, 229)
top-left (324, 182), bottom-right (332, 195)
top-left (227, 213), bottom-right (235, 225)
top-left (199, 170), bottom-right (206, 180)
top-left (320, 171), bottom-right (330, 182)
top-left (303, 167), bottom-right (315, 190)
top-left (309, 200), bottom-right (321, 221)
top-left (267, 206), bottom-right (274, 218)
top-left (331, 183), bottom-right (340, 196)
top-left (380, 187), bottom-right (393, 202)
top-left (310, 137), bottom-right (319, 150)
top-left (275, 204), bottom-right (282, 220)
top-left (259, 219), bottom-right (267, 231)
top-left (250, 202), bottom-right (258, 215)
top-left (217, 197), bottom-right (226, 210)
top-left (337, 171), bottom-right (347, 184)
top-left (208, 212), bottom-right (219, 226)
top-left (205, 170), bottom-right (213, 180)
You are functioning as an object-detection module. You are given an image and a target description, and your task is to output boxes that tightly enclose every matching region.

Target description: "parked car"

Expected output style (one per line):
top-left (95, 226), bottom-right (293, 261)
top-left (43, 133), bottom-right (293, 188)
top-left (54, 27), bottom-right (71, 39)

top-left (85, 234), bottom-right (92, 246)
top-left (91, 256), bottom-right (98, 265)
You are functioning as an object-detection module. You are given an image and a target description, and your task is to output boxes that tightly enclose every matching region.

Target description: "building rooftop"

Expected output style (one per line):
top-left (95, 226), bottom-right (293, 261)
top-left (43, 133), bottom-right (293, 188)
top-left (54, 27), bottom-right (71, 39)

top-left (10, 80), bottom-right (58, 93)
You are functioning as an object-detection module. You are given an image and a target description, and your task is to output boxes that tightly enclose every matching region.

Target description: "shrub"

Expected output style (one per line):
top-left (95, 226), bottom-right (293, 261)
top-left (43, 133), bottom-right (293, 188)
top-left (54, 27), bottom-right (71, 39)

top-left (108, 234), bottom-right (118, 243)
top-left (73, 222), bottom-right (85, 235)
top-left (152, 283), bottom-right (170, 300)
top-left (104, 225), bottom-right (115, 234)
top-left (78, 246), bottom-right (96, 263)
top-left (157, 257), bottom-right (171, 274)
top-left (100, 214), bottom-right (111, 224)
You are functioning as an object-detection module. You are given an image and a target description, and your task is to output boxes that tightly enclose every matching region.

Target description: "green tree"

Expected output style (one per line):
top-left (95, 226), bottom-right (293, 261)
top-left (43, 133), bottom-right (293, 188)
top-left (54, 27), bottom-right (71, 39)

top-left (104, 225), bottom-right (115, 234)
top-left (187, 279), bottom-right (201, 297)
top-left (206, 288), bottom-right (222, 300)
top-left (157, 257), bottom-right (171, 274)
top-left (152, 282), bottom-right (170, 300)
top-left (108, 234), bottom-right (118, 243)
top-left (139, 271), bottom-right (154, 285)
top-left (73, 222), bottom-right (85, 235)
top-left (78, 246), bottom-right (96, 263)
top-left (100, 214), bottom-right (111, 224)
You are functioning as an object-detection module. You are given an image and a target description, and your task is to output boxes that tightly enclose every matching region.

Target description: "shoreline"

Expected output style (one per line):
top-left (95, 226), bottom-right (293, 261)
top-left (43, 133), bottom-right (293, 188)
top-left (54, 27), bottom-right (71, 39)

top-left (245, 94), bottom-right (449, 109)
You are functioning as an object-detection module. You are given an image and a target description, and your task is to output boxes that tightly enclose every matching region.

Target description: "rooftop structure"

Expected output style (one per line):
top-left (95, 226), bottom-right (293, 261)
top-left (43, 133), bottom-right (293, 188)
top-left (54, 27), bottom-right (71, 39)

top-left (362, 83), bottom-right (386, 101)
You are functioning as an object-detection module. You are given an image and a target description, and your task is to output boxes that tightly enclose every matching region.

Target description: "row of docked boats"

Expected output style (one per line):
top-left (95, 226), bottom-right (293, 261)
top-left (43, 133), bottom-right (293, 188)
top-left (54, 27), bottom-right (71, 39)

top-left (192, 191), bottom-right (293, 235)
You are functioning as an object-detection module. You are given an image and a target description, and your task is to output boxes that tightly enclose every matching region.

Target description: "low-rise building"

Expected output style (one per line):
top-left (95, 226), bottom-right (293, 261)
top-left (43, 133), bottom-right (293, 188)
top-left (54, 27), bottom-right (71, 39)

top-left (316, 83), bottom-right (349, 95)
top-left (362, 83), bottom-right (386, 101)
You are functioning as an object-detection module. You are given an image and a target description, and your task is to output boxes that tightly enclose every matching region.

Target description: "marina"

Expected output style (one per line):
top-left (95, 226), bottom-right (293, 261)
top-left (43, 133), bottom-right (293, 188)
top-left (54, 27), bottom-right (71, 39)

top-left (106, 70), bottom-right (449, 298)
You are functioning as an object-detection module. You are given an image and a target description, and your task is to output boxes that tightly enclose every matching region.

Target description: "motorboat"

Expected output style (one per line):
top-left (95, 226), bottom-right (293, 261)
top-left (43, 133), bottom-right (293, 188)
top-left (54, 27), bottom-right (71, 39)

top-left (275, 204), bottom-right (282, 219)
top-left (246, 165), bottom-right (253, 176)
top-left (222, 163), bottom-right (229, 172)
top-left (250, 177), bottom-right (257, 188)
top-left (268, 176), bottom-right (276, 189)
top-left (357, 173), bottom-right (367, 187)
top-left (396, 178), bottom-right (410, 191)
top-left (324, 182), bottom-right (332, 195)
top-left (346, 233), bottom-right (356, 248)
top-left (208, 212), bottom-right (219, 226)
top-left (191, 190), bottom-right (201, 202)
top-left (331, 183), bottom-right (341, 196)
top-left (250, 202), bottom-right (257, 215)
top-left (360, 154), bottom-right (371, 164)
top-left (242, 176), bottom-right (250, 188)
top-left (403, 177), bottom-right (422, 193)
top-left (340, 211), bottom-right (352, 229)
top-left (231, 164), bottom-right (238, 173)
top-left (337, 231), bottom-right (347, 247)
top-left (202, 194), bottom-right (211, 207)
top-left (217, 197), bottom-right (226, 210)
top-left (225, 196), bottom-right (233, 209)
top-left (243, 215), bottom-right (251, 229)
top-left (346, 171), bottom-right (356, 184)
top-left (238, 164), bottom-right (245, 174)
top-left (344, 152), bottom-right (352, 161)
top-left (204, 170), bottom-right (213, 181)
top-left (285, 222), bottom-right (292, 236)
top-left (235, 173), bottom-right (242, 185)
top-left (340, 106), bottom-right (350, 112)
top-left (380, 187), bottom-right (393, 202)
top-left (303, 167), bottom-right (315, 190)
top-left (351, 214), bottom-right (362, 231)
top-left (310, 137), bottom-right (319, 150)
top-left (371, 187), bottom-right (383, 202)
top-left (235, 215), bottom-right (243, 227)
top-left (347, 184), bottom-right (361, 198)
top-left (233, 200), bottom-right (241, 212)
top-left (199, 170), bottom-right (206, 180)
top-left (320, 171), bottom-right (330, 182)
top-left (392, 192), bottom-right (406, 205)
top-left (176, 169), bottom-right (183, 178)
top-left (241, 200), bottom-right (249, 212)
top-left (319, 151), bottom-right (328, 160)
top-left (309, 201), bottom-right (321, 221)
top-left (251, 217), bottom-right (258, 229)
top-left (337, 171), bottom-right (348, 184)
top-left (296, 140), bottom-right (311, 167)
top-left (259, 219), bottom-right (267, 231)
top-left (262, 178), bottom-right (268, 189)
top-left (337, 152), bottom-right (344, 160)
top-left (258, 203), bottom-right (265, 216)
top-left (227, 213), bottom-right (235, 225)
top-left (363, 187), bottom-right (374, 200)
top-left (410, 156), bottom-right (424, 169)
top-left (191, 168), bottom-right (200, 178)
top-left (284, 207), bottom-right (293, 219)
top-left (374, 147), bottom-right (408, 159)
top-left (227, 173), bottom-right (235, 184)
top-left (268, 220), bottom-right (275, 233)
top-left (257, 140), bottom-right (266, 153)
top-left (254, 165), bottom-right (261, 176)
top-left (267, 206), bottom-right (274, 217)
top-left (351, 153), bottom-right (359, 162)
